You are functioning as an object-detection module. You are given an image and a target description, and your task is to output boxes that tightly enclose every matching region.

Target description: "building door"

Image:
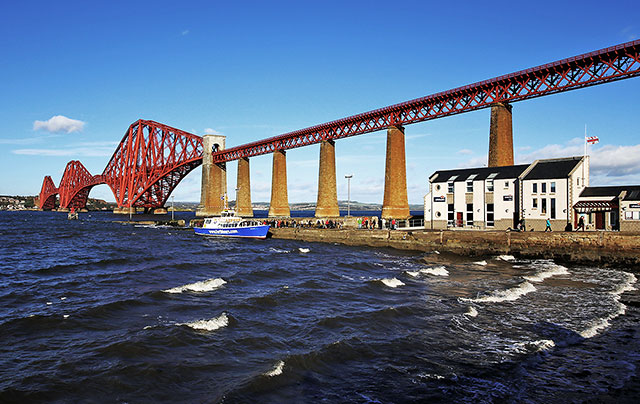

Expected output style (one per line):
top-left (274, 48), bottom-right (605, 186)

top-left (595, 212), bottom-right (605, 229)
top-left (456, 212), bottom-right (463, 227)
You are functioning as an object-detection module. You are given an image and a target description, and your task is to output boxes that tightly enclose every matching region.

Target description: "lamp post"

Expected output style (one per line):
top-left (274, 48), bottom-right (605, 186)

top-left (345, 175), bottom-right (353, 217)
top-left (171, 196), bottom-right (175, 221)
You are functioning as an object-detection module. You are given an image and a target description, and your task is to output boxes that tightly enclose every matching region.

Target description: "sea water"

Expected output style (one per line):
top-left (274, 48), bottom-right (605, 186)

top-left (1, 211), bottom-right (639, 403)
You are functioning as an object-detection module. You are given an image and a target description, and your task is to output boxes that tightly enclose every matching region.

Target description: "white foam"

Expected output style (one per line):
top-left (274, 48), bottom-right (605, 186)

top-left (298, 248), bottom-right (310, 253)
top-left (473, 260), bottom-right (487, 266)
top-left (181, 313), bottom-right (229, 332)
top-left (381, 278), bottom-right (405, 288)
top-left (60, 296), bottom-right (67, 300)
top-left (515, 339), bottom-right (556, 353)
top-left (462, 281), bottom-right (536, 303)
top-left (46, 302), bottom-right (52, 305)
top-left (264, 360), bottom-right (284, 377)
top-left (433, 250), bottom-right (440, 255)
top-left (406, 270), bottom-right (420, 278)
top-left (63, 314), bottom-right (69, 319)
top-left (524, 262), bottom-right (569, 283)
top-left (421, 266), bottom-right (449, 276)
top-left (164, 278), bottom-right (226, 294)
top-left (579, 272), bottom-right (636, 338)
top-left (496, 255), bottom-right (515, 261)
top-left (464, 306), bottom-right (478, 317)
top-left (269, 247), bottom-right (290, 253)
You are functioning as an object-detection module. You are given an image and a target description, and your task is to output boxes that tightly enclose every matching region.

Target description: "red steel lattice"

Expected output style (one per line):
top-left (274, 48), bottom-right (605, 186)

top-left (102, 120), bottom-right (203, 208)
top-left (58, 160), bottom-right (105, 210)
top-left (38, 175), bottom-right (58, 210)
top-left (213, 39), bottom-right (640, 163)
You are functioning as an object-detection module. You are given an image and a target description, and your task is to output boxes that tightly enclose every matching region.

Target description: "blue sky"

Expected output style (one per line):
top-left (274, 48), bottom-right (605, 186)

top-left (1, 0), bottom-right (639, 204)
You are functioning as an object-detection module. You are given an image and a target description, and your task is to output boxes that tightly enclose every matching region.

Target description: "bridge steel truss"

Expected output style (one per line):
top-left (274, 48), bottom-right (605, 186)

top-left (102, 120), bottom-right (203, 209)
top-left (38, 176), bottom-right (58, 210)
top-left (57, 160), bottom-right (105, 210)
top-left (212, 39), bottom-right (640, 163)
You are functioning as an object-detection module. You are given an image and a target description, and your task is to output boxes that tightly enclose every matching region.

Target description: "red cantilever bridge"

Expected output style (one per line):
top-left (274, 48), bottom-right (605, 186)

top-left (40, 40), bottom-right (640, 212)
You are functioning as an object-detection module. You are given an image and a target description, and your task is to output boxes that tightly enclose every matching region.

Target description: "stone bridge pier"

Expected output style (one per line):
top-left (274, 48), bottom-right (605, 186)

top-left (197, 134), bottom-right (227, 217)
top-left (488, 102), bottom-right (514, 167)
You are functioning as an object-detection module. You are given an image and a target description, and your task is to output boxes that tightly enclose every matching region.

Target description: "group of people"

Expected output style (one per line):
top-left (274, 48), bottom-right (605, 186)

top-left (510, 216), bottom-right (587, 232)
top-left (265, 216), bottom-right (403, 230)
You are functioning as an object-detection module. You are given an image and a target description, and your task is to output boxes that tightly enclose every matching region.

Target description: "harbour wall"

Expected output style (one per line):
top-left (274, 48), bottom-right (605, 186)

top-left (269, 228), bottom-right (640, 268)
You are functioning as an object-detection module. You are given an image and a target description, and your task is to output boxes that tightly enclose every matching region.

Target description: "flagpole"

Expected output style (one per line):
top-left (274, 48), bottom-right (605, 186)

top-left (582, 124), bottom-right (586, 188)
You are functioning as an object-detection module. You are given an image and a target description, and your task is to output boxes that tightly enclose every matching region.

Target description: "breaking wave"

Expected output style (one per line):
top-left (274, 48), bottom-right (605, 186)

top-left (163, 278), bottom-right (227, 294)
top-left (462, 281), bottom-right (537, 303)
top-left (524, 262), bottom-right (569, 283)
top-left (380, 278), bottom-right (405, 288)
top-left (580, 272), bottom-right (637, 338)
top-left (264, 360), bottom-right (284, 377)
top-left (180, 313), bottom-right (229, 332)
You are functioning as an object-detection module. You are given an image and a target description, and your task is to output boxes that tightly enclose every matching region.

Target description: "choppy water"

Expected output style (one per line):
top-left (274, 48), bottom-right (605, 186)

top-left (1, 211), bottom-right (639, 403)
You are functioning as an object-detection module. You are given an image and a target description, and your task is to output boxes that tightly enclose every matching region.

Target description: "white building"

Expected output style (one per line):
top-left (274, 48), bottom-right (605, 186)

top-left (574, 185), bottom-right (640, 231)
top-left (425, 156), bottom-right (589, 231)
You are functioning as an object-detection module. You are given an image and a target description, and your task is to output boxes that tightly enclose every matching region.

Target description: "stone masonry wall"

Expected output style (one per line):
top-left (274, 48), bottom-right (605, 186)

top-left (269, 228), bottom-right (640, 267)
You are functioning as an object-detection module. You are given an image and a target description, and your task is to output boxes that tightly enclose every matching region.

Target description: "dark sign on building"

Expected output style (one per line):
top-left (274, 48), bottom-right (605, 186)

top-left (630, 203), bottom-right (640, 209)
top-left (433, 196), bottom-right (446, 202)
top-left (503, 195), bottom-right (513, 201)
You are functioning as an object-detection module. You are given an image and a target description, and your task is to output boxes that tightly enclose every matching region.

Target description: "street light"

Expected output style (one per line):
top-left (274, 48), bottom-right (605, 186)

top-left (171, 195), bottom-right (175, 221)
top-left (345, 175), bottom-right (353, 217)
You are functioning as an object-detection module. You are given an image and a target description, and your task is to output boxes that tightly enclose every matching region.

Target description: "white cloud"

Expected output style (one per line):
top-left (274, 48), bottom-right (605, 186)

top-left (517, 138), bottom-right (640, 184)
top-left (13, 143), bottom-right (116, 157)
top-left (33, 115), bottom-right (85, 134)
top-left (181, 29), bottom-right (190, 36)
top-left (458, 156), bottom-right (487, 168)
top-left (457, 148), bottom-right (473, 155)
top-left (204, 128), bottom-right (223, 135)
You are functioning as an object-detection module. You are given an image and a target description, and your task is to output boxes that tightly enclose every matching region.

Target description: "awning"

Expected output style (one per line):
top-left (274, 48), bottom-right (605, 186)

top-left (573, 200), bottom-right (618, 212)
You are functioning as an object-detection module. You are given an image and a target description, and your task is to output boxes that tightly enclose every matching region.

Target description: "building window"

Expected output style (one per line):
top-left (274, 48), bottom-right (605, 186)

top-left (533, 183), bottom-right (537, 193)
top-left (487, 203), bottom-right (494, 227)
top-left (550, 198), bottom-right (556, 219)
top-left (577, 178), bottom-right (580, 186)
top-left (532, 198), bottom-right (538, 209)
top-left (541, 198), bottom-right (547, 214)
top-left (435, 211), bottom-right (441, 218)
top-left (466, 203), bottom-right (473, 226)
top-left (487, 180), bottom-right (494, 192)
top-left (448, 182), bottom-right (454, 193)
top-left (541, 183), bottom-right (547, 193)
top-left (435, 184), bottom-right (441, 191)
top-left (466, 180), bottom-right (473, 193)
top-left (504, 181), bottom-right (509, 189)
top-left (447, 204), bottom-right (454, 226)
top-left (551, 182), bottom-right (556, 193)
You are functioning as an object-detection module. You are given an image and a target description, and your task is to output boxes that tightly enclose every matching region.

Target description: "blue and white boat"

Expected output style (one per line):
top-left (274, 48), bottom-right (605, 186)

top-left (194, 210), bottom-right (270, 239)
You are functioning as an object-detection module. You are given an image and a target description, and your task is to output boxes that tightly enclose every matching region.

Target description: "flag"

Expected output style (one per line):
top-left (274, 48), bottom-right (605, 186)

top-left (586, 136), bottom-right (599, 145)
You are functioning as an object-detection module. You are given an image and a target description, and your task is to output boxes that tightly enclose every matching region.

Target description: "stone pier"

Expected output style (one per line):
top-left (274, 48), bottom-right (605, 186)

top-left (268, 150), bottom-right (290, 217)
top-left (488, 102), bottom-right (514, 167)
top-left (236, 157), bottom-right (253, 217)
top-left (197, 134), bottom-right (227, 217)
top-left (382, 125), bottom-right (410, 219)
top-left (315, 140), bottom-right (339, 217)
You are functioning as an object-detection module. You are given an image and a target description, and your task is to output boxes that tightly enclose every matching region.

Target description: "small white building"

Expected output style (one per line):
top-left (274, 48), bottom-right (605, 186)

top-left (574, 186), bottom-right (640, 231)
top-left (425, 156), bottom-right (589, 231)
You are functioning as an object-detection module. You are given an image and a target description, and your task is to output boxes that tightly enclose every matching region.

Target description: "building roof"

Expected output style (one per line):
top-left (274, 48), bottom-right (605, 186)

top-left (521, 156), bottom-right (583, 180)
top-left (430, 164), bottom-right (529, 183)
top-left (580, 186), bottom-right (640, 200)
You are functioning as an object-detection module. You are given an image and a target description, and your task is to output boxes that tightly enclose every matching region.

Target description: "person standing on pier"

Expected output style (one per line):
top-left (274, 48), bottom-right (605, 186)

top-left (545, 218), bottom-right (552, 232)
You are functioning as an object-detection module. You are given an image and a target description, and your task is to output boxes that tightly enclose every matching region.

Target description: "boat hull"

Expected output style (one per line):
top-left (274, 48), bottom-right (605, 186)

top-left (194, 224), bottom-right (270, 239)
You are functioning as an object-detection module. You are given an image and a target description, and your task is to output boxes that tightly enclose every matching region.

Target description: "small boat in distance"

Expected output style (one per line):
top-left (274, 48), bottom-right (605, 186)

top-left (194, 210), bottom-right (270, 239)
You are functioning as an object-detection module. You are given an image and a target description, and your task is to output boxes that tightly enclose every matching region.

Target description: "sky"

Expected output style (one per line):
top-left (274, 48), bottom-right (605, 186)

top-left (1, 0), bottom-right (639, 205)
